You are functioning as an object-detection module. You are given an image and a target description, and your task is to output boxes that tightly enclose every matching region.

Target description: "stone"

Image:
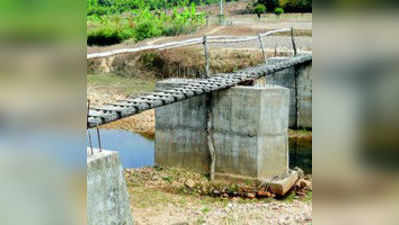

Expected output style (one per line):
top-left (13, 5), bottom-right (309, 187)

top-left (185, 179), bottom-right (195, 189)
top-left (246, 193), bottom-right (256, 199)
top-left (257, 191), bottom-right (272, 198)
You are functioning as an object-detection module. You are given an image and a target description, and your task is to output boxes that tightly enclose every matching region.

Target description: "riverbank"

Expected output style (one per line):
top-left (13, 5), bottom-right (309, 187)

top-left (125, 167), bottom-right (312, 225)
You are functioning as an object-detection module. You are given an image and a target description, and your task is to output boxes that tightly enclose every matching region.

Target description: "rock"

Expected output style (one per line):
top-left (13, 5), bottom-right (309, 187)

top-left (246, 193), bottom-right (256, 199)
top-left (185, 179), bottom-right (195, 189)
top-left (296, 179), bottom-right (312, 190)
top-left (213, 190), bottom-right (220, 195)
top-left (257, 191), bottom-right (272, 198)
top-left (294, 167), bottom-right (305, 178)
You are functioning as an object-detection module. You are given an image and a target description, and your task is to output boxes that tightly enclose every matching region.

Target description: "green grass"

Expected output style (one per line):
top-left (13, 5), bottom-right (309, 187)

top-left (87, 73), bottom-right (157, 96)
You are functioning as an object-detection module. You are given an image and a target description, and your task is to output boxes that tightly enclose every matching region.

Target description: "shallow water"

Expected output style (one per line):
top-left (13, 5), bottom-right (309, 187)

top-left (87, 129), bottom-right (154, 168)
top-left (88, 129), bottom-right (312, 173)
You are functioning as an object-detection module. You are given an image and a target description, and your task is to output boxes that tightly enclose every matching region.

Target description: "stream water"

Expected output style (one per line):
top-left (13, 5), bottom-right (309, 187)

top-left (88, 129), bottom-right (312, 174)
top-left (87, 129), bottom-right (154, 168)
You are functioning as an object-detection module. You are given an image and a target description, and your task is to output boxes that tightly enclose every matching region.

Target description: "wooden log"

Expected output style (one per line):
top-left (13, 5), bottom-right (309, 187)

top-left (258, 34), bottom-right (267, 63)
top-left (291, 27), bottom-right (297, 56)
top-left (203, 36), bottom-right (210, 78)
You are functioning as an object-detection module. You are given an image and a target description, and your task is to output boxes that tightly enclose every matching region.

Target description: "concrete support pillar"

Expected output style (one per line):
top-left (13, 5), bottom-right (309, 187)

top-left (155, 79), bottom-right (210, 173)
top-left (296, 61), bottom-right (312, 128)
top-left (212, 86), bottom-right (290, 179)
top-left (255, 57), bottom-right (312, 129)
top-left (155, 80), bottom-right (290, 180)
top-left (256, 57), bottom-right (297, 128)
top-left (87, 149), bottom-right (134, 225)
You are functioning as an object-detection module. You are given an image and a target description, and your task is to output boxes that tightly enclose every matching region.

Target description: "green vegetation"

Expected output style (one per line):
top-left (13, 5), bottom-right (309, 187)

top-left (274, 7), bottom-right (284, 15)
top-left (249, 0), bottom-right (311, 14)
top-left (254, 4), bottom-right (266, 18)
top-left (87, 0), bottom-right (207, 45)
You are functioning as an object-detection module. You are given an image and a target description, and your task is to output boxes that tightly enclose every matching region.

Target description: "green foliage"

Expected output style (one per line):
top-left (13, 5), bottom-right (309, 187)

top-left (254, 4), bottom-right (266, 15)
top-left (257, 0), bottom-right (280, 12)
top-left (280, 0), bottom-right (312, 12)
top-left (87, 1), bottom-right (206, 46)
top-left (274, 7), bottom-right (284, 15)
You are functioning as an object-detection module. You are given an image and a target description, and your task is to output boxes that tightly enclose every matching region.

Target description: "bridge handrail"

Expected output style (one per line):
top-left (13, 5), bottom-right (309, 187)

top-left (87, 28), bottom-right (291, 59)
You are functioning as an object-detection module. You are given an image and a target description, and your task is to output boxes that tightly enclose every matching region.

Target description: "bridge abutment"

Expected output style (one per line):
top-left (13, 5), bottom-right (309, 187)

top-left (87, 149), bottom-right (134, 225)
top-left (155, 81), bottom-right (290, 180)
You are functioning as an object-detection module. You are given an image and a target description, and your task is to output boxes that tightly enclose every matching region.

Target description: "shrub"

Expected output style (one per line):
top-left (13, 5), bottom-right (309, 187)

top-left (254, 4), bottom-right (266, 16)
top-left (274, 7), bottom-right (284, 15)
top-left (87, 27), bottom-right (125, 46)
top-left (257, 0), bottom-right (280, 12)
top-left (280, 0), bottom-right (312, 13)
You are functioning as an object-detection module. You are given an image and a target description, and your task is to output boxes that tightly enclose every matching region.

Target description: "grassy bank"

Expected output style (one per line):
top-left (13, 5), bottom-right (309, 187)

top-left (88, 73), bottom-right (157, 97)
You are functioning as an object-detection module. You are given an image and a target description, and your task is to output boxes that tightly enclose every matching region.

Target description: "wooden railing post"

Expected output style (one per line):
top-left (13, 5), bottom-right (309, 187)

top-left (258, 34), bottom-right (267, 63)
top-left (291, 27), bottom-right (297, 56)
top-left (203, 35), bottom-right (210, 78)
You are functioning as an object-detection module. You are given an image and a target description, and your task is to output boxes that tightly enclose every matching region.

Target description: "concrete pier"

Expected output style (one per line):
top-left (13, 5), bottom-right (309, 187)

top-left (255, 57), bottom-right (312, 129)
top-left (87, 149), bottom-right (134, 225)
top-left (155, 81), bottom-right (290, 180)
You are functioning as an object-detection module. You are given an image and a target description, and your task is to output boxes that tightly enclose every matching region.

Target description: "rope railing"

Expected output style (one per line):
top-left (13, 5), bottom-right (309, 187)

top-left (87, 28), bottom-right (292, 59)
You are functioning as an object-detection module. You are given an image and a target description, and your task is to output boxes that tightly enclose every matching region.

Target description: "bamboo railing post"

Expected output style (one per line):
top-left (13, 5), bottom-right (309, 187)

top-left (258, 34), bottom-right (267, 63)
top-left (203, 35), bottom-right (210, 78)
top-left (291, 27), bottom-right (297, 56)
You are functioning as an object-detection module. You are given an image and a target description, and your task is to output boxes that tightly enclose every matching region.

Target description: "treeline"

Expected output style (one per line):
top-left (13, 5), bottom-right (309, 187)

top-left (88, 0), bottom-right (238, 16)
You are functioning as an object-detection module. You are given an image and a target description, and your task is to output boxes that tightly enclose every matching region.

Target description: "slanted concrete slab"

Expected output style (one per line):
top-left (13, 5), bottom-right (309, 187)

top-left (268, 170), bottom-right (299, 196)
top-left (87, 148), bottom-right (134, 225)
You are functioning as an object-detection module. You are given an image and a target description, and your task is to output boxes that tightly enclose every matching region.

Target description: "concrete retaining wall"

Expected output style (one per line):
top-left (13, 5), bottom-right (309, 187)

top-left (155, 81), bottom-right (290, 179)
top-left (87, 149), bottom-right (134, 225)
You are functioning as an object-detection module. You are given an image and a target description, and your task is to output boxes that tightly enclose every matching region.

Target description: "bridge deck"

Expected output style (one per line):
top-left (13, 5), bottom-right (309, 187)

top-left (87, 54), bottom-right (312, 128)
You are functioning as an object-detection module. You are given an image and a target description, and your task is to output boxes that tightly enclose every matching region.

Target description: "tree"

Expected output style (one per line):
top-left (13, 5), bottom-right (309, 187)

top-left (257, 0), bottom-right (280, 12)
top-left (254, 4), bottom-right (266, 20)
top-left (274, 7), bottom-right (284, 16)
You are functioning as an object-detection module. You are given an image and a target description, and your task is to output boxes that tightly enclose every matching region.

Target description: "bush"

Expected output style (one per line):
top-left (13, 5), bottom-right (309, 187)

top-left (254, 4), bottom-right (266, 16)
top-left (87, 1), bottom-right (206, 45)
top-left (257, 0), bottom-right (280, 12)
top-left (280, 0), bottom-right (312, 13)
top-left (274, 7), bottom-right (284, 15)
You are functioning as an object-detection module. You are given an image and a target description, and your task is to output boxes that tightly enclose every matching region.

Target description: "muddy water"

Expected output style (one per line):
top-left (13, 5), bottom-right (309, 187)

top-left (87, 129), bottom-right (154, 168)
top-left (88, 129), bottom-right (312, 173)
top-left (289, 136), bottom-right (312, 174)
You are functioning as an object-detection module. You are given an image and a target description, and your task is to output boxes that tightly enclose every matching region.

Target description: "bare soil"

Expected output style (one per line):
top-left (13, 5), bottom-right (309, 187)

top-left (126, 167), bottom-right (312, 225)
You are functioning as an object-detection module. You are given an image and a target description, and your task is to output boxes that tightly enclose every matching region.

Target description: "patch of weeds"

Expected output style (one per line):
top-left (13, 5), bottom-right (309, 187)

top-left (303, 191), bottom-right (312, 202)
top-left (201, 207), bottom-right (210, 214)
top-left (162, 176), bottom-right (173, 183)
top-left (277, 190), bottom-right (296, 203)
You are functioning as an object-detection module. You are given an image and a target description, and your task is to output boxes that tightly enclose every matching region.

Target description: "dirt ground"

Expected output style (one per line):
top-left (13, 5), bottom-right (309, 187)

top-left (126, 167), bottom-right (312, 225)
